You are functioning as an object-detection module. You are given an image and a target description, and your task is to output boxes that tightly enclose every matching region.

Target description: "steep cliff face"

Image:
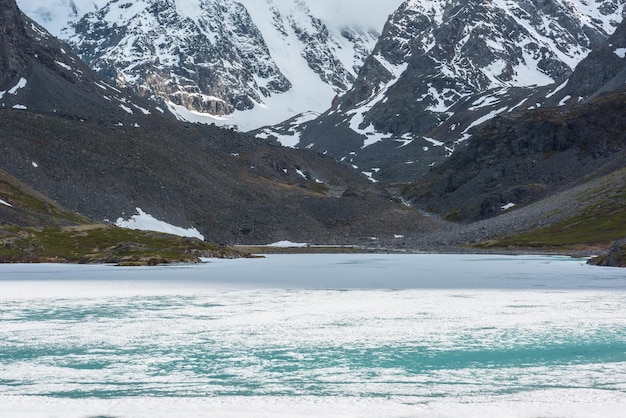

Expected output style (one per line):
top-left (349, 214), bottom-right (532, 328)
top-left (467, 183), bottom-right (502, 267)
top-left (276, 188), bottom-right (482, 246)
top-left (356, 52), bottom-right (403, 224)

top-left (69, 0), bottom-right (290, 116)
top-left (0, 0), bottom-right (29, 85)
top-left (287, 0), bottom-right (625, 182)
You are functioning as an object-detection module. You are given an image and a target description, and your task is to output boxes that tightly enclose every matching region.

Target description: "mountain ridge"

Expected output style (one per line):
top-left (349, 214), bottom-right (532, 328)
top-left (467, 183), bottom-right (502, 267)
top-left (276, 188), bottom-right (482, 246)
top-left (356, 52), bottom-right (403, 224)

top-left (262, 0), bottom-right (625, 182)
top-left (17, 0), bottom-right (401, 130)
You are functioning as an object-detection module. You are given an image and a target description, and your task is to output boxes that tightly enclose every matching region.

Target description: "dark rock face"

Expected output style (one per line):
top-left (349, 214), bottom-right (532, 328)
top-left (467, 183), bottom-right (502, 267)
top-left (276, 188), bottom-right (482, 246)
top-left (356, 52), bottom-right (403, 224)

top-left (588, 238), bottom-right (626, 267)
top-left (0, 110), bottom-right (438, 244)
top-left (544, 18), bottom-right (626, 105)
top-left (403, 86), bottom-right (626, 222)
top-left (400, 16), bottom-right (626, 223)
top-left (0, 0), bottom-right (167, 123)
top-left (0, 0), bottom-right (28, 84)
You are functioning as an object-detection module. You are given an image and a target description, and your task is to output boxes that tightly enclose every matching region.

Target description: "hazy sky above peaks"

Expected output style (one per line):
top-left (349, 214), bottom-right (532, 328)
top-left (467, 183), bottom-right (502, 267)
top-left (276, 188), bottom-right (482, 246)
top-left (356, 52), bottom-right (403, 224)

top-left (305, 0), bottom-right (404, 30)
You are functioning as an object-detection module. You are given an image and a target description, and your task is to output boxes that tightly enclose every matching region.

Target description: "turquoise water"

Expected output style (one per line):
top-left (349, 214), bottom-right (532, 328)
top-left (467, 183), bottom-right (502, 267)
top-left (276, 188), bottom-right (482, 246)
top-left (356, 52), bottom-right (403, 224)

top-left (1, 254), bottom-right (625, 417)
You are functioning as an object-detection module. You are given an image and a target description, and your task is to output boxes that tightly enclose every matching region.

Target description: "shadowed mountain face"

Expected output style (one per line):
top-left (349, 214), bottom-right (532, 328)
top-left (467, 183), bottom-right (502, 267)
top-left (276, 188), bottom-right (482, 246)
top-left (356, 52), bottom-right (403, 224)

top-left (0, 0), bottom-right (437, 245)
top-left (401, 18), bottom-right (626, 223)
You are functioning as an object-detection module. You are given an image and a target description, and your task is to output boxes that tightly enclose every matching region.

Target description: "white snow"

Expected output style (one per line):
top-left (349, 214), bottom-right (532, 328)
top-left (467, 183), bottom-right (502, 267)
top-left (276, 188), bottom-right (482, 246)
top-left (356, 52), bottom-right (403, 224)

top-left (501, 202), bottom-right (516, 210)
top-left (55, 60), bottom-right (72, 71)
top-left (8, 78), bottom-right (27, 95)
top-left (423, 136), bottom-right (444, 147)
top-left (115, 208), bottom-right (204, 240)
top-left (346, 57), bottom-right (407, 144)
top-left (361, 171), bottom-right (379, 183)
top-left (559, 95), bottom-right (572, 107)
top-left (254, 112), bottom-right (319, 147)
top-left (17, 0), bottom-right (109, 38)
top-left (119, 104), bottom-right (133, 114)
top-left (458, 106), bottom-right (509, 143)
top-left (469, 93), bottom-right (503, 110)
top-left (12, 105), bottom-right (27, 110)
top-left (0, 198), bottom-right (12, 207)
top-left (266, 241), bottom-right (308, 248)
top-left (546, 80), bottom-right (569, 98)
top-left (296, 169), bottom-right (307, 179)
top-left (614, 48), bottom-right (626, 59)
top-left (17, 0), bottom-right (398, 132)
top-left (133, 104), bottom-right (151, 115)
top-left (32, 161), bottom-right (38, 168)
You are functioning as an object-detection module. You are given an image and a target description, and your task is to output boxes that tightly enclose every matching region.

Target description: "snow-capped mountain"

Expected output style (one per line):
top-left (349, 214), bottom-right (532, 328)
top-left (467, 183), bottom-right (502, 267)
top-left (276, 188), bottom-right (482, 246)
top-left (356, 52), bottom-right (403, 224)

top-left (3, 0), bottom-right (436, 245)
top-left (276, 0), bottom-right (625, 182)
top-left (17, 0), bottom-right (401, 130)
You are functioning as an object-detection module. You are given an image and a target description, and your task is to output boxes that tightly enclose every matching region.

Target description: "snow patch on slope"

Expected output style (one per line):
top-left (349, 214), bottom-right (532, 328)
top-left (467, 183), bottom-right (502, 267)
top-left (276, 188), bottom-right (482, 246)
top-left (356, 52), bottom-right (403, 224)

top-left (115, 208), bottom-right (204, 240)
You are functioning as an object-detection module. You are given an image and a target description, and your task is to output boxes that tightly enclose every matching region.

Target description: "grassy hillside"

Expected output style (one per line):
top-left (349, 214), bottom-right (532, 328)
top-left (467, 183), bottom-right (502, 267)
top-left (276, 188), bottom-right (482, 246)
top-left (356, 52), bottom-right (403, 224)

top-left (476, 167), bottom-right (626, 251)
top-left (0, 169), bottom-right (244, 264)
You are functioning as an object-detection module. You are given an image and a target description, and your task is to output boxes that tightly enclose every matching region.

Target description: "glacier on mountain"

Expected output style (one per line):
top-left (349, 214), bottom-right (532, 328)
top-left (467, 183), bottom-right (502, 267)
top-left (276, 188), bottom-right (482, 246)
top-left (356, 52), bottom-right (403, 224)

top-left (17, 0), bottom-right (402, 130)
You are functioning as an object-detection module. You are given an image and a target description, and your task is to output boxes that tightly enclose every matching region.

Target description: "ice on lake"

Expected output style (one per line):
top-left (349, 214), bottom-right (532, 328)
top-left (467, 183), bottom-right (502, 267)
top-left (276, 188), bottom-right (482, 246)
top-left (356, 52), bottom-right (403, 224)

top-left (1, 254), bottom-right (625, 417)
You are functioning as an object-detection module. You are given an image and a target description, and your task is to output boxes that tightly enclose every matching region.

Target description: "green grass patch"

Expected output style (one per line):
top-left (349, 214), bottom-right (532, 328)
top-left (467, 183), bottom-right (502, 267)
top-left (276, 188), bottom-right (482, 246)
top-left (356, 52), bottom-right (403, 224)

top-left (0, 225), bottom-right (245, 265)
top-left (479, 201), bottom-right (626, 249)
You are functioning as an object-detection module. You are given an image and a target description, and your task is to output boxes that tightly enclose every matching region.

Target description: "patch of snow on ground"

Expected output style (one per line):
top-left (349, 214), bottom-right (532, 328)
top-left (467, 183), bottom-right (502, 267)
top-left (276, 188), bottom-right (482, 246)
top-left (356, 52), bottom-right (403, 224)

top-left (55, 61), bottom-right (72, 71)
top-left (119, 104), bottom-right (133, 114)
top-left (614, 48), bottom-right (626, 59)
top-left (8, 78), bottom-right (27, 95)
top-left (361, 171), bottom-right (379, 183)
top-left (115, 208), bottom-right (204, 240)
top-left (546, 80), bottom-right (569, 98)
top-left (458, 106), bottom-right (509, 143)
top-left (0, 198), bottom-right (12, 207)
top-left (32, 161), bottom-right (38, 168)
top-left (133, 104), bottom-right (151, 115)
top-left (423, 136), bottom-right (444, 146)
top-left (296, 169), bottom-right (307, 179)
top-left (12, 105), bottom-right (27, 110)
top-left (267, 241), bottom-right (309, 248)
top-left (501, 203), bottom-right (516, 210)
top-left (559, 95), bottom-right (572, 106)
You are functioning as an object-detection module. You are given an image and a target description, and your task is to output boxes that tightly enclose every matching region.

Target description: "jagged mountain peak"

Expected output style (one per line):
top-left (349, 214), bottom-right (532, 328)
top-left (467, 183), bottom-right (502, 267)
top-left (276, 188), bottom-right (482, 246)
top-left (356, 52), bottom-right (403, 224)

top-left (69, 0), bottom-right (290, 116)
top-left (18, 0), bottom-right (400, 130)
top-left (287, 0), bottom-right (625, 183)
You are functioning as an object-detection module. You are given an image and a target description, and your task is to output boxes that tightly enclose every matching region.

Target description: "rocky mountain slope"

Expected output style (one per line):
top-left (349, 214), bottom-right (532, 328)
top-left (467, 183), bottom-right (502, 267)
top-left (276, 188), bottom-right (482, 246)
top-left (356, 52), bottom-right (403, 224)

top-left (17, 0), bottom-right (400, 131)
top-left (264, 0), bottom-right (625, 182)
top-left (401, 17), bottom-right (626, 225)
top-left (1, 0), bottom-right (436, 246)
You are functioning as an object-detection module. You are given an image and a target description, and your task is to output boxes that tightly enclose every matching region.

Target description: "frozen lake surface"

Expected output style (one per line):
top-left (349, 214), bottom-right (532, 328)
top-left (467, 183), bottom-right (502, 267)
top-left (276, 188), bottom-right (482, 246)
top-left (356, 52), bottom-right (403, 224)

top-left (0, 254), bottom-right (625, 417)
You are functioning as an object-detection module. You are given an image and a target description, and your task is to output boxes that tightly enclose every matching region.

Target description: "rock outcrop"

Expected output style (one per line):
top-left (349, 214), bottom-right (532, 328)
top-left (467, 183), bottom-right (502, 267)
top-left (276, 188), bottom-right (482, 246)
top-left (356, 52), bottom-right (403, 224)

top-left (588, 239), bottom-right (626, 267)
